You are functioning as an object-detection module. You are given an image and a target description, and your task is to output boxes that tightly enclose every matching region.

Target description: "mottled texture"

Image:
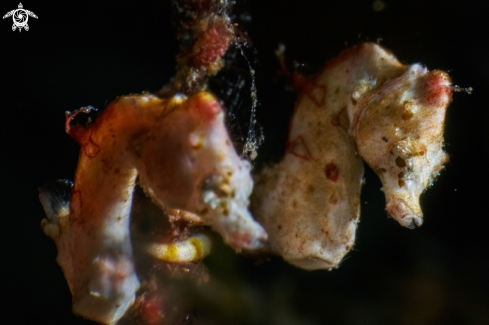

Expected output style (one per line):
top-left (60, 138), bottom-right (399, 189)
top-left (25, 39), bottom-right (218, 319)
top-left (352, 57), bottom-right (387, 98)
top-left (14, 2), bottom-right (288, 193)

top-left (252, 43), bottom-right (452, 270)
top-left (161, 1), bottom-right (236, 95)
top-left (252, 52), bottom-right (366, 270)
top-left (40, 92), bottom-right (266, 324)
top-left (352, 64), bottom-right (451, 228)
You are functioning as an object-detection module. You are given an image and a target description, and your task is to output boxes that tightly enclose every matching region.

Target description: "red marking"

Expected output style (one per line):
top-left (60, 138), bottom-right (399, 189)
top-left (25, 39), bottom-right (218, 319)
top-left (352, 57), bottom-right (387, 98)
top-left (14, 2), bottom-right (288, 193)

top-left (292, 72), bottom-right (326, 107)
top-left (192, 20), bottom-right (232, 67)
top-left (189, 93), bottom-right (221, 123)
top-left (277, 225), bottom-right (282, 230)
top-left (422, 71), bottom-right (452, 106)
top-left (325, 163), bottom-right (339, 182)
top-left (286, 136), bottom-right (313, 161)
top-left (274, 50), bottom-right (326, 107)
top-left (331, 117), bottom-right (340, 126)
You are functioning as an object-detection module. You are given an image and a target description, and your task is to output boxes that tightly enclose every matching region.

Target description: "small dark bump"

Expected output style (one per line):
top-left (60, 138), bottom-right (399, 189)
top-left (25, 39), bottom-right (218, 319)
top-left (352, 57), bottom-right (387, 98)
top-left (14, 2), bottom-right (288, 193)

top-left (402, 110), bottom-right (413, 120)
top-left (396, 156), bottom-right (406, 167)
top-left (325, 163), bottom-right (339, 182)
top-left (382, 137), bottom-right (388, 142)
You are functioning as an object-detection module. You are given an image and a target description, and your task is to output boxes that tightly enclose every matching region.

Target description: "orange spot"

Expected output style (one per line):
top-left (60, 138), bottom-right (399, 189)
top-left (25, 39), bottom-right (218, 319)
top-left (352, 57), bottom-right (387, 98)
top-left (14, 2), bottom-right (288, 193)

top-left (188, 93), bottom-right (221, 123)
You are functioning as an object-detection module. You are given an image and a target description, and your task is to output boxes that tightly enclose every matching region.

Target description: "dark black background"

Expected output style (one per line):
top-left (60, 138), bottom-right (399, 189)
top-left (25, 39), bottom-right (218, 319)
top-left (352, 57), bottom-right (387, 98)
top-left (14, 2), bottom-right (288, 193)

top-left (1, 0), bottom-right (488, 324)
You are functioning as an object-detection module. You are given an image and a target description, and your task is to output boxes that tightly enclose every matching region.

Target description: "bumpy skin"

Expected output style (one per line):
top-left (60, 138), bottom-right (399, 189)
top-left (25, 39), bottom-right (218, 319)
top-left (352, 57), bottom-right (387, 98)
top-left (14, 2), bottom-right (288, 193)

top-left (252, 43), bottom-right (452, 270)
top-left (41, 92), bottom-right (266, 324)
top-left (252, 73), bottom-right (364, 270)
top-left (352, 62), bottom-right (451, 228)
